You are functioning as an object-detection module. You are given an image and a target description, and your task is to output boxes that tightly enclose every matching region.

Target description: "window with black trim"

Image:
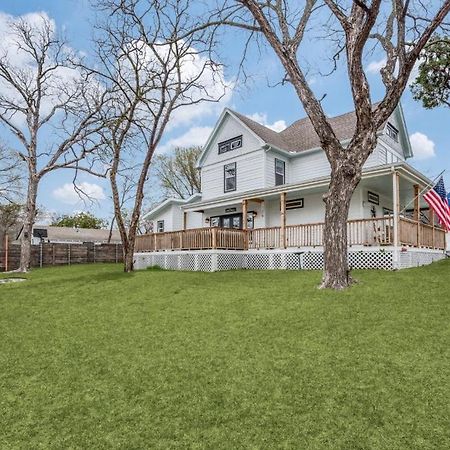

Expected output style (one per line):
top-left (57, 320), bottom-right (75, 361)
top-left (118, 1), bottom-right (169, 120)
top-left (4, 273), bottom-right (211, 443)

top-left (218, 135), bottom-right (242, 154)
top-left (386, 123), bottom-right (399, 142)
top-left (224, 162), bottom-right (237, 192)
top-left (275, 158), bottom-right (285, 186)
top-left (286, 198), bottom-right (304, 210)
top-left (156, 220), bottom-right (164, 233)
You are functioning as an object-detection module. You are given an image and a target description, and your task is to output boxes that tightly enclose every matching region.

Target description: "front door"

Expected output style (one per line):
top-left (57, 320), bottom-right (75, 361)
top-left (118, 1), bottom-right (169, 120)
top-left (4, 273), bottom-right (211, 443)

top-left (210, 212), bottom-right (254, 229)
top-left (211, 213), bottom-right (242, 229)
top-left (221, 214), bottom-right (242, 229)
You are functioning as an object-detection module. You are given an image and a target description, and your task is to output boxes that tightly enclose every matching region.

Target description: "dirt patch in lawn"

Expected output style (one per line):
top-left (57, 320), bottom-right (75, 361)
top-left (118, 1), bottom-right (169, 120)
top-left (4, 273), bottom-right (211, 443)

top-left (0, 277), bottom-right (27, 284)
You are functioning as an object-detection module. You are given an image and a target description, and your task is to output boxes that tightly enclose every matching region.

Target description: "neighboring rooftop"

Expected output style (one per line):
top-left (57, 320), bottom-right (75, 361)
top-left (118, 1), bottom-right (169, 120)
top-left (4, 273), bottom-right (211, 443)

top-left (27, 226), bottom-right (122, 244)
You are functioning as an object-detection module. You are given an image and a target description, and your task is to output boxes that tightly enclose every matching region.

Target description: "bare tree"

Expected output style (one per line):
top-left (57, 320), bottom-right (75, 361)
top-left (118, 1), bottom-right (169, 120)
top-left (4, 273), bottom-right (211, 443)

top-left (208, 0), bottom-right (450, 289)
top-left (106, 168), bottom-right (136, 243)
top-left (91, 0), bottom-right (229, 272)
top-left (0, 144), bottom-right (22, 203)
top-left (0, 202), bottom-right (23, 243)
top-left (0, 14), bottom-right (105, 271)
top-left (154, 146), bottom-right (202, 199)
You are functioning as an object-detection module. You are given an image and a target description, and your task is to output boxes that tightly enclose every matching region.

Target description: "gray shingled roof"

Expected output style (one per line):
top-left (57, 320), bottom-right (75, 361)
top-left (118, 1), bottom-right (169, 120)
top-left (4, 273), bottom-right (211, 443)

top-left (232, 106), bottom-right (383, 153)
top-left (32, 226), bottom-right (122, 243)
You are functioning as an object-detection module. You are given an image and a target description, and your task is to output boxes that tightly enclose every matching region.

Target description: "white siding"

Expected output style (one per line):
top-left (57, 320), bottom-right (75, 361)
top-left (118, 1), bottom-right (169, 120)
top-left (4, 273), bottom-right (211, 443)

top-left (201, 114), bottom-right (263, 167)
top-left (200, 113), bottom-right (266, 200)
top-left (265, 152), bottom-right (289, 187)
top-left (196, 107), bottom-right (410, 212)
top-left (172, 206), bottom-right (183, 231)
top-left (363, 142), bottom-right (402, 168)
top-left (361, 189), bottom-right (393, 219)
top-left (264, 187), bottom-right (364, 227)
top-left (185, 211), bottom-right (203, 229)
top-left (201, 151), bottom-right (265, 200)
top-left (378, 109), bottom-right (407, 161)
top-left (151, 207), bottom-right (174, 232)
top-left (289, 150), bottom-right (330, 184)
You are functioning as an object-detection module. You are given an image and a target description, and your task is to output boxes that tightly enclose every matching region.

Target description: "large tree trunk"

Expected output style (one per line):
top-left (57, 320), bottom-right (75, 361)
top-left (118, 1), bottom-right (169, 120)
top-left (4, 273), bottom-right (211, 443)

top-left (18, 177), bottom-right (38, 272)
top-left (121, 207), bottom-right (142, 272)
top-left (321, 164), bottom-right (361, 289)
top-left (109, 166), bottom-right (142, 273)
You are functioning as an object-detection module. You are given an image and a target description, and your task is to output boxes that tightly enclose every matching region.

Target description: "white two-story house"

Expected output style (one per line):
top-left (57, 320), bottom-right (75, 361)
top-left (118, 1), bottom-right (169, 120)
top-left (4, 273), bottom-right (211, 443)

top-left (136, 104), bottom-right (446, 271)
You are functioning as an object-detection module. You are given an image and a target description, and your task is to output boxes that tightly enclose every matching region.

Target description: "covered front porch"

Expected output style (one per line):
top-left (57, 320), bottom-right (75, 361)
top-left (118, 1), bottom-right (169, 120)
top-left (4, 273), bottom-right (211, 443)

top-left (135, 216), bottom-right (446, 252)
top-left (137, 164), bottom-right (446, 253)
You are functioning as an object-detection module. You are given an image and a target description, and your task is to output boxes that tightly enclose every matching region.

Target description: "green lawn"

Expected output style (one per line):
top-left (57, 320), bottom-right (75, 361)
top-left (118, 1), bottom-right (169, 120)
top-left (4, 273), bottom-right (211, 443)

top-left (0, 262), bottom-right (449, 449)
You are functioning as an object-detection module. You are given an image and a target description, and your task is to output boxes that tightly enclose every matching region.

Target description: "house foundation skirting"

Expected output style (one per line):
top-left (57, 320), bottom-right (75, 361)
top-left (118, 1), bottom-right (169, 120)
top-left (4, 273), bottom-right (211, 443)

top-left (134, 247), bottom-right (445, 272)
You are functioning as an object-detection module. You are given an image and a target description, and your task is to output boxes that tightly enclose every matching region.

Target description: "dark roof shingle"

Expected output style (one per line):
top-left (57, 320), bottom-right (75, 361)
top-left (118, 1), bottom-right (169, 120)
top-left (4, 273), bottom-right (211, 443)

top-left (231, 106), bottom-right (383, 153)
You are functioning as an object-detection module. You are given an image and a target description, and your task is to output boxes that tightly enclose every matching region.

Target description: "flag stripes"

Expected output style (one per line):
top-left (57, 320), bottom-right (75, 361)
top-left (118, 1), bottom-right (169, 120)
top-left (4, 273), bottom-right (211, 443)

top-left (423, 176), bottom-right (450, 231)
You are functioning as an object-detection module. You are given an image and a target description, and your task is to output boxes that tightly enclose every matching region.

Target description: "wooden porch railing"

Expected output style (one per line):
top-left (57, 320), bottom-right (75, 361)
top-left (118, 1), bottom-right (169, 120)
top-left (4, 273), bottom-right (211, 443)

top-left (135, 217), bottom-right (446, 252)
top-left (134, 227), bottom-right (246, 252)
top-left (399, 217), bottom-right (446, 249)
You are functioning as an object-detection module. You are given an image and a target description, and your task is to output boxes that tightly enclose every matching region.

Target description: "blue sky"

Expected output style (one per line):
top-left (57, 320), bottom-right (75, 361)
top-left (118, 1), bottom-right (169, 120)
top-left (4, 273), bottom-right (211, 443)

top-left (1, 0), bottom-right (449, 223)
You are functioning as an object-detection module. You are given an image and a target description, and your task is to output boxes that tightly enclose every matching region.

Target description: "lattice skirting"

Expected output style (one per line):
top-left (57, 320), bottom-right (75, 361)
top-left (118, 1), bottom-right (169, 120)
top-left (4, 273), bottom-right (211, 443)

top-left (134, 248), bottom-right (445, 272)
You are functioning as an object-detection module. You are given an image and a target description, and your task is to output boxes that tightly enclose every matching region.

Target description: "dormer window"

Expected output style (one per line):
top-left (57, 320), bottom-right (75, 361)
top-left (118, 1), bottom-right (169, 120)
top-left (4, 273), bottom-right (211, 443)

top-left (218, 135), bottom-right (242, 154)
top-left (386, 123), bottom-right (399, 142)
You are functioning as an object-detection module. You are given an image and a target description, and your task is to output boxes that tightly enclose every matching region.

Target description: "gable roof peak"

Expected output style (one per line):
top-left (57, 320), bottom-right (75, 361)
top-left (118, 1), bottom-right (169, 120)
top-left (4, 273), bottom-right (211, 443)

top-left (230, 101), bottom-right (395, 154)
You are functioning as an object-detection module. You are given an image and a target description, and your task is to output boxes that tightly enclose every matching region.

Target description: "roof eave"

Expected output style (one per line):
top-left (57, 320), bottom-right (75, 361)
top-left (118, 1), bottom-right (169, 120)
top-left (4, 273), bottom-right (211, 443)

top-left (143, 193), bottom-right (202, 220)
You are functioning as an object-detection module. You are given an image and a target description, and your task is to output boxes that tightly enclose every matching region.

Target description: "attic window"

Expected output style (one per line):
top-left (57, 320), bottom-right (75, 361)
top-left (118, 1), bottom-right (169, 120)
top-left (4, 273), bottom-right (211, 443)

top-left (386, 123), bottom-right (399, 142)
top-left (218, 135), bottom-right (242, 154)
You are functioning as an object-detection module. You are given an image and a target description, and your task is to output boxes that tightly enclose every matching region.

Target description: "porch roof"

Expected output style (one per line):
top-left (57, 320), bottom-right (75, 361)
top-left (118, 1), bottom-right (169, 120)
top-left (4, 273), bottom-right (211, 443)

top-left (183, 162), bottom-right (432, 212)
top-left (143, 193), bottom-right (201, 220)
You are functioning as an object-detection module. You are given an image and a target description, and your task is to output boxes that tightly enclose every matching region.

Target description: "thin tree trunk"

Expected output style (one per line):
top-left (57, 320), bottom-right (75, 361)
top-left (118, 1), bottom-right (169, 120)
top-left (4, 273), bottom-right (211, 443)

top-left (18, 177), bottom-right (38, 272)
top-left (107, 216), bottom-right (115, 244)
top-left (321, 165), bottom-right (361, 289)
top-left (122, 194), bottom-right (144, 272)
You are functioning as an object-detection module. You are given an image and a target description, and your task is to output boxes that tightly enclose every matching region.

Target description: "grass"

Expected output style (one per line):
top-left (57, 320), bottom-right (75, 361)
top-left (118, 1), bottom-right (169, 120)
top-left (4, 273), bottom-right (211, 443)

top-left (0, 262), bottom-right (449, 449)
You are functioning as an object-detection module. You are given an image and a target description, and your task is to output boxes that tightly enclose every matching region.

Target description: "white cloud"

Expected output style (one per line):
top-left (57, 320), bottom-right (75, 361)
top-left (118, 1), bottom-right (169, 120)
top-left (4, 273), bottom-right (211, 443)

top-left (366, 58), bottom-right (387, 74)
top-left (158, 126), bottom-right (213, 153)
top-left (53, 182), bottom-right (106, 205)
top-left (0, 12), bottom-right (83, 126)
top-left (117, 37), bottom-right (234, 132)
top-left (246, 112), bottom-right (287, 132)
top-left (366, 56), bottom-right (422, 86)
top-left (410, 132), bottom-right (436, 160)
top-left (407, 58), bottom-right (424, 86)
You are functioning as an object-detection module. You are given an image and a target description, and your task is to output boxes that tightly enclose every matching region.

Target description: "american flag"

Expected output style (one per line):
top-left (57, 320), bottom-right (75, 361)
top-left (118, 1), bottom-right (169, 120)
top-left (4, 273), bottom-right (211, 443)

top-left (424, 176), bottom-right (450, 231)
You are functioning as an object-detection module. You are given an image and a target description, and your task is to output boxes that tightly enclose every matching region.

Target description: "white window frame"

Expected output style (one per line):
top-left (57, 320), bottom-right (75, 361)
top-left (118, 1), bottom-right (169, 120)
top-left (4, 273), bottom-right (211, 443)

top-left (275, 158), bottom-right (286, 186)
top-left (386, 123), bottom-right (399, 142)
top-left (218, 135), bottom-right (243, 154)
top-left (224, 162), bottom-right (237, 192)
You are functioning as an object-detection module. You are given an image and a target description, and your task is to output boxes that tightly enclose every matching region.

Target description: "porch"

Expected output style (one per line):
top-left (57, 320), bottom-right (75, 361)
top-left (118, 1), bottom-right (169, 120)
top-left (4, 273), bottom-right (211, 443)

top-left (135, 217), bottom-right (446, 252)
top-left (136, 164), bottom-right (447, 255)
